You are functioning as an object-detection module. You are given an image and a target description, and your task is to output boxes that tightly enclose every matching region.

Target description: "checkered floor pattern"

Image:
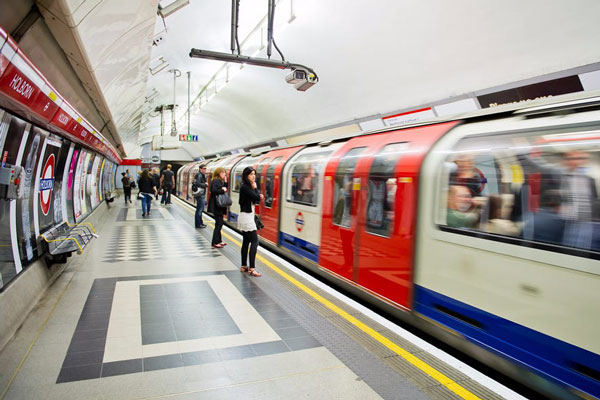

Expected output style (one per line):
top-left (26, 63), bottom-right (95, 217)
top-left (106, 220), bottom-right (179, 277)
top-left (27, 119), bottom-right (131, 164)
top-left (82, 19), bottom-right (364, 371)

top-left (102, 224), bottom-right (220, 263)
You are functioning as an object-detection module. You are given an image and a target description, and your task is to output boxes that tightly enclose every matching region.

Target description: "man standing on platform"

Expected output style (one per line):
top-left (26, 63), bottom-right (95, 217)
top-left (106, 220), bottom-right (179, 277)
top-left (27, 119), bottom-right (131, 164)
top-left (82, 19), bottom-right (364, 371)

top-left (151, 167), bottom-right (160, 200)
top-left (193, 165), bottom-right (208, 228)
top-left (160, 164), bottom-right (175, 205)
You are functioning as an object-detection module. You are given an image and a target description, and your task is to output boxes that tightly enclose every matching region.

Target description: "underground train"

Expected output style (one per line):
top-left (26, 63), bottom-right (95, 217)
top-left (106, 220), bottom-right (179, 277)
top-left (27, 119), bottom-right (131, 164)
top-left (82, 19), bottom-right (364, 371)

top-left (177, 93), bottom-right (600, 399)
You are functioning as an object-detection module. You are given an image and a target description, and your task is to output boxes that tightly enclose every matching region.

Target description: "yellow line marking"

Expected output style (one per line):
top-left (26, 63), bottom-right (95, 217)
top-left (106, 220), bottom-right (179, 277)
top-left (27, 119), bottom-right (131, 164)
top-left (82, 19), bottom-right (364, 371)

top-left (0, 273), bottom-right (75, 400)
top-left (174, 198), bottom-right (482, 399)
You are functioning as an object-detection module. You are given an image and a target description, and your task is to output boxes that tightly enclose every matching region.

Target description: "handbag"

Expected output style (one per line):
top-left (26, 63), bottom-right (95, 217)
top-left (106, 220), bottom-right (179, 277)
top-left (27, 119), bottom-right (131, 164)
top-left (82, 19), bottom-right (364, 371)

top-left (137, 192), bottom-right (145, 200)
top-left (254, 214), bottom-right (264, 230)
top-left (216, 193), bottom-right (232, 207)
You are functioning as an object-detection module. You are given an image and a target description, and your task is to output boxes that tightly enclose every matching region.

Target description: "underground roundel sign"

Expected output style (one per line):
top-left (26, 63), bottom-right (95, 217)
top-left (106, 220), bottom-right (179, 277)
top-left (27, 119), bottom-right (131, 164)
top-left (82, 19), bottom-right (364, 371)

top-left (39, 154), bottom-right (55, 216)
top-left (295, 211), bottom-right (304, 232)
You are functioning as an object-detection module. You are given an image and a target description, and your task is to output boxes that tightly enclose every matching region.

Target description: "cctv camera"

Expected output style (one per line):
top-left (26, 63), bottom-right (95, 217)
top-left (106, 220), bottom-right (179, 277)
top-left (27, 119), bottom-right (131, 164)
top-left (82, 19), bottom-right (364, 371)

top-left (285, 69), bottom-right (307, 84)
top-left (294, 72), bottom-right (317, 91)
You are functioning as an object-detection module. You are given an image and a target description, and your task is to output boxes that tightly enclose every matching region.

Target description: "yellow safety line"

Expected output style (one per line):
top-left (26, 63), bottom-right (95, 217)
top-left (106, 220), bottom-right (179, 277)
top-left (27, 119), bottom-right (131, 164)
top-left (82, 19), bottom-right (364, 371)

top-left (0, 273), bottom-right (76, 400)
top-left (175, 198), bottom-right (482, 400)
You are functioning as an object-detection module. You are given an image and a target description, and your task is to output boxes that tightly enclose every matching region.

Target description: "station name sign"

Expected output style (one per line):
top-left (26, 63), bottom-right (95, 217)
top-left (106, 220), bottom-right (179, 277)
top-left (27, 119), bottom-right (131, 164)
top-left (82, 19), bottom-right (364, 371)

top-left (179, 134), bottom-right (199, 142)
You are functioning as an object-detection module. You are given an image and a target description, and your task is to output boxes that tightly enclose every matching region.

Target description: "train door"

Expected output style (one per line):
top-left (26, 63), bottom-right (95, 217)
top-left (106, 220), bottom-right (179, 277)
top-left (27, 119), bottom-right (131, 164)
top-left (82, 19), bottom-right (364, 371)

top-left (320, 136), bottom-right (382, 280)
top-left (186, 162), bottom-right (202, 202)
top-left (279, 143), bottom-right (342, 262)
top-left (229, 155), bottom-right (259, 221)
top-left (257, 147), bottom-right (302, 245)
top-left (355, 122), bottom-right (458, 309)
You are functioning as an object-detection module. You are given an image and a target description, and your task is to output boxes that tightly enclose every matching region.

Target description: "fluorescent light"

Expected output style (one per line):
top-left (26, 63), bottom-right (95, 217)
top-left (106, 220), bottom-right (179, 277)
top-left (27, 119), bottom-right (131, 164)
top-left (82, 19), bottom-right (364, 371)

top-left (158, 0), bottom-right (190, 18)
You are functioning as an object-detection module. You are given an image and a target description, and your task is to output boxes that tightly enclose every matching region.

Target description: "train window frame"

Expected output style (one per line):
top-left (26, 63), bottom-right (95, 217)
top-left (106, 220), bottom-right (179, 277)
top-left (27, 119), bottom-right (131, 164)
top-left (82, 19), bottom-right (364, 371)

top-left (256, 157), bottom-right (271, 193)
top-left (286, 151), bottom-right (332, 208)
top-left (432, 125), bottom-right (600, 272)
top-left (264, 156), bottom-right (282, 209)
top-left (232, 156), bottom-right (260, 193)
top-left (365, 142), bottom-right (409, 238)
top-left (332, 147), bottom-right (366, 227)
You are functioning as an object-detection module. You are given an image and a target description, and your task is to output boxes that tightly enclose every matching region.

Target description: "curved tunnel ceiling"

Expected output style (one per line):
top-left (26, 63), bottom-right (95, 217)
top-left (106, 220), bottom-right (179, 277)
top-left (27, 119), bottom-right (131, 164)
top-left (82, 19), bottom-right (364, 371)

top-left (31, 0), bottom-right (600, 159)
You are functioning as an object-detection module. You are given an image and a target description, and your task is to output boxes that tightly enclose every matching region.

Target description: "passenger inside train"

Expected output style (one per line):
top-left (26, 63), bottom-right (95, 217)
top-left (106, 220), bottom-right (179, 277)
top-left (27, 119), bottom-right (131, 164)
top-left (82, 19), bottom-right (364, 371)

top-left (442, 133), bottom-right (600, 252)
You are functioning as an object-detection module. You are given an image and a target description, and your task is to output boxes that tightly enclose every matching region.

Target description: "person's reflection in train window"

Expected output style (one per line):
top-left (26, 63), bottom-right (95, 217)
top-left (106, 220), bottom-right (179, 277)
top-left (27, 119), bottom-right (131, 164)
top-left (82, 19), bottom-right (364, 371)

top-left (449, 154), bottom-right (487, 196)
top-left (519, 149), bottom-right (597, 249)
top-left (485, 194), bottom-right (521, 236)
top-left (367, 178), bottom-right (388, 229)
top-left (523, 189), bottom-right (566, 246)
top-left (447, 185), bottom-right (481, 228)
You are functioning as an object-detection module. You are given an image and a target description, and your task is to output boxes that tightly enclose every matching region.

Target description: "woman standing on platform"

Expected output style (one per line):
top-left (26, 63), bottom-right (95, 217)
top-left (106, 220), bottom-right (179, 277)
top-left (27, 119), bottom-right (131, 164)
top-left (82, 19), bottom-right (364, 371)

top-left (238, 167), bottom-right (264, 277)
top-left (138, 169), bottom-right (157, 217)
top-left (208, 167), bottom-right (228, 248)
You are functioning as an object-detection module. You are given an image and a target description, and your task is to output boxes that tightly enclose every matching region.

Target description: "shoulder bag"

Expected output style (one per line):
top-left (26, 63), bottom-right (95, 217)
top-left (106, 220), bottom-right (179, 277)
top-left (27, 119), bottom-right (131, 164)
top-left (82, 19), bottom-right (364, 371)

top-left (216, 193), bottom-right (232, 207)
top-left (254, 214), bottom-right (264, 230)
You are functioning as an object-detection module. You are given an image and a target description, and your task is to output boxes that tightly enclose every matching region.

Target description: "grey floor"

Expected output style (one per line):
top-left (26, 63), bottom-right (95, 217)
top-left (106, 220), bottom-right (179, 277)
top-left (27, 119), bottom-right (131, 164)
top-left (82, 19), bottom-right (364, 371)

top-left (0, 199), bottom-right (507, 400)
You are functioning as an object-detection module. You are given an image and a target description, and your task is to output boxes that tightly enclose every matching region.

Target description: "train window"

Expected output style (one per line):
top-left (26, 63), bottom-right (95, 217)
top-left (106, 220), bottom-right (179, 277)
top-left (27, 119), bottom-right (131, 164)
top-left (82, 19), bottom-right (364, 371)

top-left (256, 157), bottom-right (271, 192)
top-left (438, 128), bottom-right (600, 258)
top-left (333, 147), bottom-right (365, 227)
top-left (232, 156), bottom-right (259, 193)
top-left (287, 151), bottom-right (332, 207)
top-left (265, 157), bottom-right (282, 208)
top-left (366, 143), bottom-right (409, 237)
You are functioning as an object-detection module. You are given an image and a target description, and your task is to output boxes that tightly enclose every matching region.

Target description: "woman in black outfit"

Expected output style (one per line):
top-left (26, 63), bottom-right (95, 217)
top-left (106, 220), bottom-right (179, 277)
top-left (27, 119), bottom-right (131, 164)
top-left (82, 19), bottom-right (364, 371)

top-left (208, 167), bottom-right (228, 248)
top-left (138, 169), bottom-right (157, 217)
top-left (238, 167), bottom-right (264, 277)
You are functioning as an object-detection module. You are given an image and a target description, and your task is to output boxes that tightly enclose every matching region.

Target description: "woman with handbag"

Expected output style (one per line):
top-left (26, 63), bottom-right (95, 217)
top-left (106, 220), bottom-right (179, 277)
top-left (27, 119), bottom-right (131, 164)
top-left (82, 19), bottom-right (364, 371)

top-left (138, 169), bottom-right (158, 217)
top-left (238, 167), bottom-right (264, 277)
top-left (208, 167), bottom-right (229, 248)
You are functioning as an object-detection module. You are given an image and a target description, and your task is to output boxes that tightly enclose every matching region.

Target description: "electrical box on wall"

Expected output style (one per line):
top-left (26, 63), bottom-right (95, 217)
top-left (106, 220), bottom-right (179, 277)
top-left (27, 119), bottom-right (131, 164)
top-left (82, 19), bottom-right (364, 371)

top-left (0, 165), bottom-right (23, 200)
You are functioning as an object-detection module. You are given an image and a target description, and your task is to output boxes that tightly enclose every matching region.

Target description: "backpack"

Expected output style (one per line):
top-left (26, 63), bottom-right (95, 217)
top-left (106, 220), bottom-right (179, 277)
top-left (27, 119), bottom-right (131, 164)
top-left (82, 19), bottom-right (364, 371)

top-left (192, 174), bottom-right (205, 197)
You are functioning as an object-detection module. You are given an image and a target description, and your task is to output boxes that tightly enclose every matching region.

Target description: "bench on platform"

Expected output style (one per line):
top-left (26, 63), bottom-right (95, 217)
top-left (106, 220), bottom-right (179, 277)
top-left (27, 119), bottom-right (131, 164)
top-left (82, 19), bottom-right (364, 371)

top-left (39, 221), bottom-right (98, 266)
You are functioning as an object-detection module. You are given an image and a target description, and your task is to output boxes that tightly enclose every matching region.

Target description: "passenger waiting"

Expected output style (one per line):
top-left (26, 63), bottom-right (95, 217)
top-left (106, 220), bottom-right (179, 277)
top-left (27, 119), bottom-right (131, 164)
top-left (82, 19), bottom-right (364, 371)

top-left (447, 185), bottom-right (482, 228)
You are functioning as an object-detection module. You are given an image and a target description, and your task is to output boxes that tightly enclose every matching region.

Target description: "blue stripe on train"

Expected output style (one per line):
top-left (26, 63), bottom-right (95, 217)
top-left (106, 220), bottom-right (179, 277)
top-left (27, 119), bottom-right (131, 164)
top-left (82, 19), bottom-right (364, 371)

top-left (279, 232), bottom-right (319, 263)
top-left (414, 285), bottom-right (600, 397)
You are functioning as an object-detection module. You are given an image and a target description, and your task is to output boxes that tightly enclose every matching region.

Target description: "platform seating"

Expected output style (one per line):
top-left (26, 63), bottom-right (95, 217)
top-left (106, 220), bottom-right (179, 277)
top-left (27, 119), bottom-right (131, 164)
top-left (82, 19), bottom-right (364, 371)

top-left (39, 221), bottom-right (98, 266)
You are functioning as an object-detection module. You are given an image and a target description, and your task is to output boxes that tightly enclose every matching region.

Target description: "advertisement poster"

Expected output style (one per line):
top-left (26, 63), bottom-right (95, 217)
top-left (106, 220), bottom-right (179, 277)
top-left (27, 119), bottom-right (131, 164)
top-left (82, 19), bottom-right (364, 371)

top-left (84, 152), bottom-right (94, 215)
top-left (98, 159), bottom-right (105, 202)
top-left (18, 127), bottom-right (45, 262)
top-left (90, 155), bottom-right (100, 209)
top-left (73, 150), bottom-right (85, 221)
top-left (66, 147), bottom-right (79, 223)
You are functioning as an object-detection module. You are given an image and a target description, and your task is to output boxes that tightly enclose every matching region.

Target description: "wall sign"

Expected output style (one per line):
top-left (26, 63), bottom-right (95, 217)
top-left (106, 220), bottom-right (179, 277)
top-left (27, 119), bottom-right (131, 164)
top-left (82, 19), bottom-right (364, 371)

top-left (39, 153), bottom-right (55, 216)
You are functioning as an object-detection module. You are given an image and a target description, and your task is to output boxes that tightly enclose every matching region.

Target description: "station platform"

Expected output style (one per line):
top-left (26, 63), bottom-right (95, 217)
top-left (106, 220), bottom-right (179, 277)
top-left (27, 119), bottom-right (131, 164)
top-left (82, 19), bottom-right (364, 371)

top-left (0, 197), bottom-right (524, 400)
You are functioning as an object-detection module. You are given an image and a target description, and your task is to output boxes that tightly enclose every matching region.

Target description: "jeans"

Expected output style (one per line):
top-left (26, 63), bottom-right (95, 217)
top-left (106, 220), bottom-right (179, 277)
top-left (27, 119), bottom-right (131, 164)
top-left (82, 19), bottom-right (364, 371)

top-left (211, 213), bottom-right (223, 245)
top-left (195, 197), bottom-right (205, 227)
top-left (241, 230), bottom-right (258, 268)
top-left (123, 187), bottom-right (131, 203)
top-left (141, 194), bottom-right (152, 214)
top-left (161, 187), bottom-right (172, 204)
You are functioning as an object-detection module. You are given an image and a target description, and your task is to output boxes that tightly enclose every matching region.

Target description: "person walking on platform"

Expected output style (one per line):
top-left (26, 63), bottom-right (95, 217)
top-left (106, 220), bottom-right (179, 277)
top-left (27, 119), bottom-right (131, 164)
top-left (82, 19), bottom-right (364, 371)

top-left (121, 172), bottom-right (132, 204)
top-left (138, 169), bottom-right (158, 217)
top-left (208, 167), bottom-right (228, 248)
top-left (151, 167), bottom-right (161, 200)
top-left (193, 164), bottom-right (208, 228)
top-left (238, 167), bottom-right (264, 277)
top-left (160, 164), bottom-right (175, 205)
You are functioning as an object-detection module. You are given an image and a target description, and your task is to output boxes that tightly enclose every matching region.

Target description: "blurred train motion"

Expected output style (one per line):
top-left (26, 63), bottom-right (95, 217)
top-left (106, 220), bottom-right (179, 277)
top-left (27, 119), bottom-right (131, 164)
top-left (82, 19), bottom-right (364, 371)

top-left (176, 94), bottom-right (600, 399)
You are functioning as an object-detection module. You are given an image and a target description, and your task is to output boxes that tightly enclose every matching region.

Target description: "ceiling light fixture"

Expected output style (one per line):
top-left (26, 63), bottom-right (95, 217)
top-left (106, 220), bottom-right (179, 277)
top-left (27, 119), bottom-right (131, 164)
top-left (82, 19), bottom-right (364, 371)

top-left (149, 57), bottom-right (169, 75)
top-left (157, 0), bottom-right (190, 18)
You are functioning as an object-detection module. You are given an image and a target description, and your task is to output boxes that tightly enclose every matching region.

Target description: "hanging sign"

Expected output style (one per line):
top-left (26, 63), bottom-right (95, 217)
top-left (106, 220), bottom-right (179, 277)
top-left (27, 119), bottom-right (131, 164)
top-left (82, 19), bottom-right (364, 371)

top-left (179, 134), bottom-right (199, 142)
